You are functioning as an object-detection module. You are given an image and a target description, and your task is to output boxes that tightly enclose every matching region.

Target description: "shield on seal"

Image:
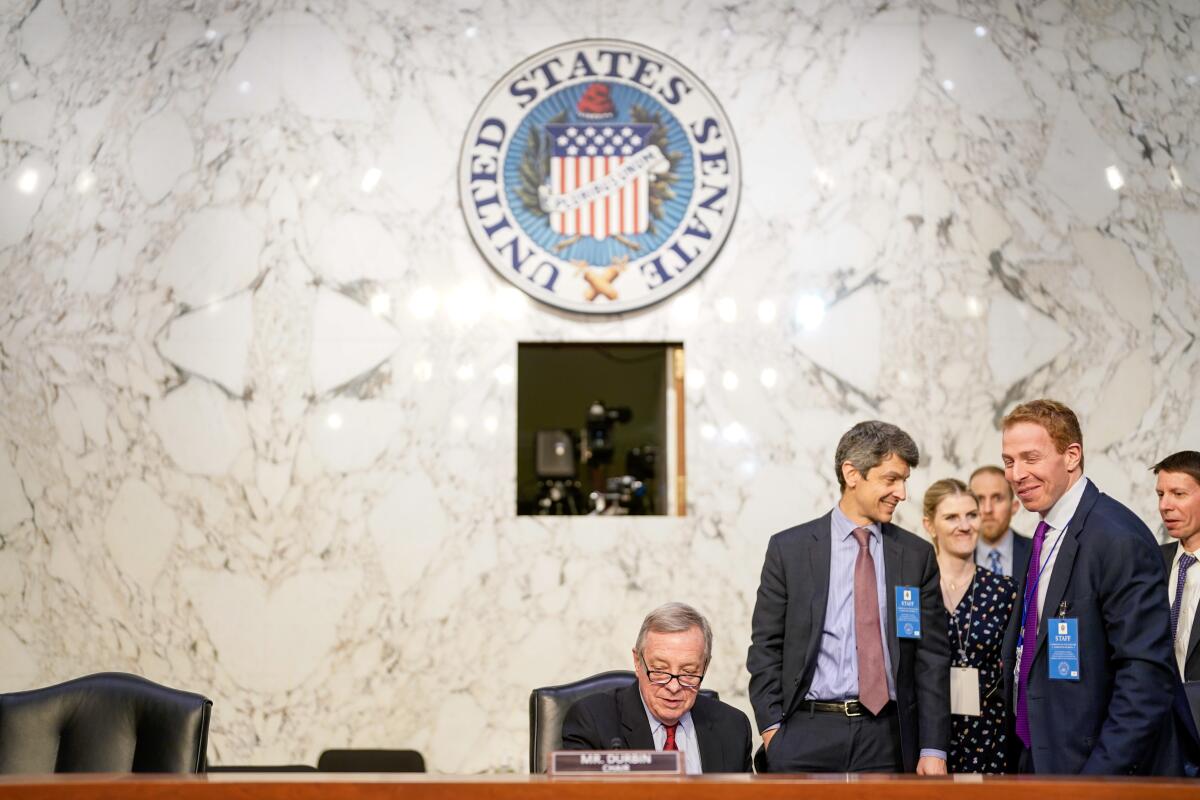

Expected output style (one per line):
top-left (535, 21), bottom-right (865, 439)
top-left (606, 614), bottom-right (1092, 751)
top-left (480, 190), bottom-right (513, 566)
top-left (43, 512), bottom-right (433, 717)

top-left (544, 122), bottom-right (655, 240)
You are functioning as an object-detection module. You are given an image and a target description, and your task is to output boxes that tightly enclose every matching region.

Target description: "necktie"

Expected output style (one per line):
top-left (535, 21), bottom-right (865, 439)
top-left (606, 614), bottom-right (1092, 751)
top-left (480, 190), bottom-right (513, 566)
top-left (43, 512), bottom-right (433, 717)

top-left (1015, 520), bottom-right (1051, 749)
top-left (988, 549), bottom-right (1004, 577)
top-left (663, 723), bottom-right (678, 751)
top-left (851, 527), bottom-right (889, 715)
top-left (1172, 554), bottom-right (1197, 643)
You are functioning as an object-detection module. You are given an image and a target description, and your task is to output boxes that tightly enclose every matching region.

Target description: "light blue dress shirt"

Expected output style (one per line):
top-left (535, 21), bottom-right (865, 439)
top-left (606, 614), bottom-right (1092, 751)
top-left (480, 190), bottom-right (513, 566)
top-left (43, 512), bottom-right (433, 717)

top-left (806, 505), bottom-right (895, 701)
top-left (975, 528), bottom-right (1015, 577)
top-left (639, 694), bottom-right (702, 774)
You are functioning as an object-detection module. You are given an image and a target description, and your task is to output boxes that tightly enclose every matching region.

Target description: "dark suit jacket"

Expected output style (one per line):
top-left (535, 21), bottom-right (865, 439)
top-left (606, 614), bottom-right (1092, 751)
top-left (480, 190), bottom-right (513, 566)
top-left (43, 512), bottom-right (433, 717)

top-left (560, 683), bottom-right (753, 772)
top-left (746, 513), bottom-right (951, 772)
top-left (1162, 542), bottom-right (1200, 682)
top-left (1013, 529), bottom-right (1033, 578)
top-left (1001, 481), bottom-right (1175, 774)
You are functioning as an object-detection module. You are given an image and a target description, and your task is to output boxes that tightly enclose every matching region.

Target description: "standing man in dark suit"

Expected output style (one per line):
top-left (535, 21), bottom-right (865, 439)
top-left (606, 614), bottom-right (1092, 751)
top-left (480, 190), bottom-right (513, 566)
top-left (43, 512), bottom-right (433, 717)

top-left (561, 602), bottom-right (753, 773)
top-left (1001, 400), bottom-right (1175, 774)
top-left (1155, 451), bottom-right (1200, 681)
top-left (970, 465), bottom-right (1032, 578)
top-left (747, 421), bottom-right (950, 774)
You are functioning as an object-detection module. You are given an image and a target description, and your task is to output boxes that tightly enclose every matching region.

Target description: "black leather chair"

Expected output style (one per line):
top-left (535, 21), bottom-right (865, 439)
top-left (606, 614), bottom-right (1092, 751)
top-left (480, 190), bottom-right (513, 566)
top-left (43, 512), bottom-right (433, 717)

top-left (317, 749), bottom-right (425, 772)
top-left (528, 670), bottom-right (719, 773)
top-left (0, 672), bottom-right (212, 774)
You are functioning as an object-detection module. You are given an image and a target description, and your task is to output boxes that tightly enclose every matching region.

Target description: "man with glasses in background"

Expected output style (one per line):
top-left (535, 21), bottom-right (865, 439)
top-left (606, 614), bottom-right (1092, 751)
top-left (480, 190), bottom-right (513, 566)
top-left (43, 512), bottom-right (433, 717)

top-left (561, 602), bottom-right (753, 772)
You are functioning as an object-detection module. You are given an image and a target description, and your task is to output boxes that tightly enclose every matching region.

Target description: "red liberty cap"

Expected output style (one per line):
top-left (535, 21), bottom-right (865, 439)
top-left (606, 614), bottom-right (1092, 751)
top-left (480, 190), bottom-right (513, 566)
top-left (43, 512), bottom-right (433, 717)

top-left (576, 83), bottom-right (615, 120)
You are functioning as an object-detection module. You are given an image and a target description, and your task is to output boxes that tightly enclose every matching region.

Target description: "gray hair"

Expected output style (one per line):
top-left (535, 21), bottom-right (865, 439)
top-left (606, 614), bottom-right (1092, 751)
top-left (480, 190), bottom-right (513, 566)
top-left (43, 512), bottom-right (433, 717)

top-left (634, 602), bottom-right (713, 666)
top-left (834, 420), bottom-right (920, 492)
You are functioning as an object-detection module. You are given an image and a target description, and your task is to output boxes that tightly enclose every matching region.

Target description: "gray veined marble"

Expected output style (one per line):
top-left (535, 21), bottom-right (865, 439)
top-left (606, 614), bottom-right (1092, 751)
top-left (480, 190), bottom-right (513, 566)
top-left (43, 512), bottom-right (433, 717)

top-left (0, 0), bottom-right (1198, 774)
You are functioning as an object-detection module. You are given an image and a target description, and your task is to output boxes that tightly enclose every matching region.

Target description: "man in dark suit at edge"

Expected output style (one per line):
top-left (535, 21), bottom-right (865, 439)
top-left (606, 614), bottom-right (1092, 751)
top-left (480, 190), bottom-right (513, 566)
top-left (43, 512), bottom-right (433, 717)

top-left (1001, 399), bottom-right (1175, 774)
top-left (561, 602), bottom-right (753, 773)
top-left (747, 420), bottom-right (950, 773)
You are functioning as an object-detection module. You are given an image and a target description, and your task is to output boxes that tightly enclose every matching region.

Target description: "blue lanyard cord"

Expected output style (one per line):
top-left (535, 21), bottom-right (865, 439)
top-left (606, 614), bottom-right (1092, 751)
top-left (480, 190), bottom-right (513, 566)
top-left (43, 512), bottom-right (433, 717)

top-left (1017, 524), bottom-right (1066, 648)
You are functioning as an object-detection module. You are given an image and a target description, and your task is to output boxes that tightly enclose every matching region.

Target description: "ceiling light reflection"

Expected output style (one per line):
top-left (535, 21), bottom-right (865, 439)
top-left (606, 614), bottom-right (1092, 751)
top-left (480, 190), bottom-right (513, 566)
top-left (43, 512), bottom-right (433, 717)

top-left (794, 294), bottom-right (825, 332)
top-left (716, 297), bottom-right (737, 322)
top-left (722, 422), bottom-right (747, 444)
top-left (722, 370), bottom-right (739, 391)
top-left (1105, 164), bottom-right (1124, 191)
top-left (700, 423), bottom-right (717, 440)
top-left (75, 169), bottom-right (96, 194)
top-left (686, 368), bottom-right (706, 388)
top-left (17, 168), bottom-right (39, 194)
top-left (369, 291), bottom-right (391, 316)
top-left (412, 360), bottom-right (433, 382)
top-left (494, 364), bottom-right (514, 385)
top-left (325, 412), bottom-right (343, 430)
top-left (760, 367), bottom-right (778, 389)
top-left (360, 167), bottom-right (383, 193)
top-left (974, 25), bottom-right (987, 37)
top-left (455, 364), bottom-right (475, 381)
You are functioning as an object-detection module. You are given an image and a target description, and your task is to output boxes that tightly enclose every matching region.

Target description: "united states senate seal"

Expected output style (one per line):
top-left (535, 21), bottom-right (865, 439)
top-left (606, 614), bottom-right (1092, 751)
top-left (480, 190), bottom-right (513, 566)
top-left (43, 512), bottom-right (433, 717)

top-left (460, 39), bottom-right (740, 314)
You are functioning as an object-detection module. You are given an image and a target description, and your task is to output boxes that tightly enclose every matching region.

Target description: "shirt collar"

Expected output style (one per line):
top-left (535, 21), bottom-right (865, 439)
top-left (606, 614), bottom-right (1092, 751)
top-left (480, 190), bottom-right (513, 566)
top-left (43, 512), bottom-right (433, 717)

top-left (831, 503), bottom-right (881, 542)
top-left (1042, 475), bottom-right (1089, 533)
top-left (1175, 541), bottom-right (1200, 567)
top-left (638, 691), bottom-right (694, 738)
top-left (979, 528), bottom-right (1015, 558)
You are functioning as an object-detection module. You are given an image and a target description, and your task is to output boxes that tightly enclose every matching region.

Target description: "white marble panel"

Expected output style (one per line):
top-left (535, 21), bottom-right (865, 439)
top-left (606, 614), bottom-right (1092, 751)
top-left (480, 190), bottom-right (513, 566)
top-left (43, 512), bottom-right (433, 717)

top-left (1, 0), bottom-right (1198, 775)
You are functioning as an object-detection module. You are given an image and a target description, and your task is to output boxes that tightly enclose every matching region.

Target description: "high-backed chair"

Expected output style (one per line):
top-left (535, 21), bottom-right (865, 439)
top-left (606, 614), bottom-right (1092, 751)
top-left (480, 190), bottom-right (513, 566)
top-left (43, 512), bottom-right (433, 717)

top-left (528, 670), bottom-right (719, 773)
top-left (0, 672), bottom-right (211, 774)
top-left (317, 749), bottom-right (425, 772)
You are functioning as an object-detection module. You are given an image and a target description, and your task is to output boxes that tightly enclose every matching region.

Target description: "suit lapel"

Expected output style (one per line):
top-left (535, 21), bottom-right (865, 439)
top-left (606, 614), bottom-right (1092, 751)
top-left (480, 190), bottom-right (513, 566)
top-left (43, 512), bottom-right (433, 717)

top-left (1035, 483), bottom-right (1097, 653)
top-left (882, 524), bottom-right (902, 674)
top-left (618, 684), bottom-right (656, 750)
top-left (690, 697), bottom-right (721, 772)
top-left (1187, 594), bottom-right (1200, 673)
top-left (805, 517), bottom-right (832, 671)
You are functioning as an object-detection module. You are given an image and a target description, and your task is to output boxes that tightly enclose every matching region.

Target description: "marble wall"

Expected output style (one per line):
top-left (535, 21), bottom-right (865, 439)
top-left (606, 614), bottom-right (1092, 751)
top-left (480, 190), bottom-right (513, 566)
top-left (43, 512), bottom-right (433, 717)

top-left (1, 0), bottom-right (1198, 772)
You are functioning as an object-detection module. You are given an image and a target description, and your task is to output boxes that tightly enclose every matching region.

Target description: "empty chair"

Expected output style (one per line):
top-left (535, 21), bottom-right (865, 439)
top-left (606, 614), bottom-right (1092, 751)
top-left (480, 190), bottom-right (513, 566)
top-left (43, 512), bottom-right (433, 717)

top-left (316, 749), bottom-right (425, 773)
top-left (528, 670), bottom-right (719, 773)
top-left (0, 672), bottom-right (211, 774)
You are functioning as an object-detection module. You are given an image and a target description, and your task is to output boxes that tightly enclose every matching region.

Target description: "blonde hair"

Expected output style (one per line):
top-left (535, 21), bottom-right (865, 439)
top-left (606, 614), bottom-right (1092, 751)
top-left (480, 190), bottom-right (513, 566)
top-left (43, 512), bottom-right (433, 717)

top-left (922, 478), bottom-right (976, 553)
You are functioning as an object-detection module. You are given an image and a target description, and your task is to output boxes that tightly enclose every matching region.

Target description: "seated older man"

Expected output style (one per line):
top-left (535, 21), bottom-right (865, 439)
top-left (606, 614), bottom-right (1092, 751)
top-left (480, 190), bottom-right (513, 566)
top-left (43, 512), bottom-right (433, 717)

top-left (561, 602), bottom-right (753, 773)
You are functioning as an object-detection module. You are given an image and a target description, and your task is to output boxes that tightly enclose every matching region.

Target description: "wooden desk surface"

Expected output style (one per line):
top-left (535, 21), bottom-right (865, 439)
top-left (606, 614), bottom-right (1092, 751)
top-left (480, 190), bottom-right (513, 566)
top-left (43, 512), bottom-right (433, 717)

top-left (0, 773), bottom-right (1196, 799)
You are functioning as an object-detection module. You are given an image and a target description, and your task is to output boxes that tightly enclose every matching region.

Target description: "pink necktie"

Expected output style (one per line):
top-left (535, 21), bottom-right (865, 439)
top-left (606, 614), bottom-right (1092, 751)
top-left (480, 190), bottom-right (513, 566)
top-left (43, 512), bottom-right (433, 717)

top-left (852, 527), bottom-right (889, 714)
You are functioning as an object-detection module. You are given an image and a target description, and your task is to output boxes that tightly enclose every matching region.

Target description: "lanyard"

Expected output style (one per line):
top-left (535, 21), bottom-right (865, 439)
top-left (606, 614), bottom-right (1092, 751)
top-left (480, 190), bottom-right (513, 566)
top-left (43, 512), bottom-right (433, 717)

top-left (1017, 523), bottom-right (1066, 649)
top-left (950, 571), bottom-right (977, 664)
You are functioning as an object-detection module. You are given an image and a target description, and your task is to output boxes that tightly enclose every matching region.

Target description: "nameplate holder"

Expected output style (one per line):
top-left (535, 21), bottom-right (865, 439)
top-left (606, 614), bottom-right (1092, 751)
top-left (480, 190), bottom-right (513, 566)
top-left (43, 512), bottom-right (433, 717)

top-left (549, 750), bottom-right (682, 775)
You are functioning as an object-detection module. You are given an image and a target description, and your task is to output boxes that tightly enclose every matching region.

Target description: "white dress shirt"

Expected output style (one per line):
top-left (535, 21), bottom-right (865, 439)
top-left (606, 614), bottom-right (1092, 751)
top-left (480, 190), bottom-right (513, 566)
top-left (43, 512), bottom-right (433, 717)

top-left (976, 528), bottom-right (1016, 577)
top-left (1169, 542), bottom-right (1200, 676)
top-left (1034, 476), bottom-right (1090, 617)
top-left (640, 695), bottom-right (702, 774)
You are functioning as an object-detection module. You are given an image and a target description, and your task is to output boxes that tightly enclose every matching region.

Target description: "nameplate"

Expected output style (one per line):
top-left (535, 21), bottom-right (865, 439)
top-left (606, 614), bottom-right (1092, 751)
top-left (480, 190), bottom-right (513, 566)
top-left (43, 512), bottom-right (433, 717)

top-left (549, 750), bottom-right (682, 775)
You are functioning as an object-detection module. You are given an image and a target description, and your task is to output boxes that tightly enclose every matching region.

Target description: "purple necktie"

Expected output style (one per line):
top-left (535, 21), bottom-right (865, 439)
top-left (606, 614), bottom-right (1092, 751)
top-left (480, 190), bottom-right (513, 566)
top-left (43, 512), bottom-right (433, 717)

top-left (1172, 554), bottom-right (1196, 643)
top-left (1015, 520), bottom-right (1050, 749)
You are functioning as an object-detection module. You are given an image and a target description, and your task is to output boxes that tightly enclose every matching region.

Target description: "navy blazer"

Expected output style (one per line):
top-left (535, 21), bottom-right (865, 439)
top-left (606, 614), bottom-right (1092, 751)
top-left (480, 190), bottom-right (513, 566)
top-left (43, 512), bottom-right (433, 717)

top-left (746, 513), bottom-right (951, 771)
top-left (561, 683), bottom-right (753, 772)
top-left (1001, 481), bottom-right (1176, 774)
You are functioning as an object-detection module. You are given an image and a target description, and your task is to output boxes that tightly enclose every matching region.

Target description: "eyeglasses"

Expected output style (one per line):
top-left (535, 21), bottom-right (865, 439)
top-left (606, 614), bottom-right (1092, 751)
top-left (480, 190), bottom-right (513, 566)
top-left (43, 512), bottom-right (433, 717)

top-left (640, 654), bottom-right (704, 690)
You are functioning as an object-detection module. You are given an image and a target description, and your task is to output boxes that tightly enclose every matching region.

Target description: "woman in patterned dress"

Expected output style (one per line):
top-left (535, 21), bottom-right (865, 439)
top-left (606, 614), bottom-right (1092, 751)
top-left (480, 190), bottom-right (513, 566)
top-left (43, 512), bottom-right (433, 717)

top-left (922, 478), bottom-right (1018, 774)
